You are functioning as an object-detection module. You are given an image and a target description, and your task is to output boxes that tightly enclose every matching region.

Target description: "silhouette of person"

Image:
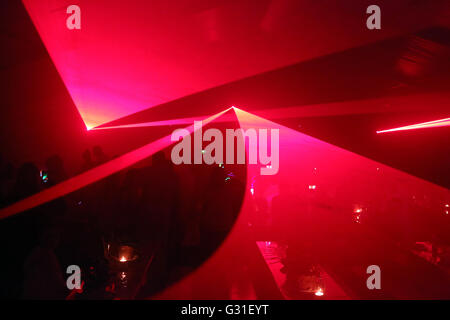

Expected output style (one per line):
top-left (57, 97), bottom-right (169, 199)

top-left (42, 155), bottom-right (68, 220)
top-left (81, 149), bottom-right (95, 172)
top-left (45, 155), bottom-right (67, 187)
top-left (200, 166), bottom-right (234, 255)
top-left (0, 160), bottom-right (15, 207)
top-left (137, 151), bottom-right (180, 296)
top-left (0, 162), bottom-right (44, 298)
top-left (11, 162), bottom-right (41, 202)
top-left (23, 226), bottom-right (67, 299)
top-left (92, 146), bottom-right (108, 166)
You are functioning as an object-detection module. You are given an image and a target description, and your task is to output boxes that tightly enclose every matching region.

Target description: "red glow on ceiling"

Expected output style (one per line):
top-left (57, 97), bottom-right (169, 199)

top-left (21, 0), bottom-right (442, 129)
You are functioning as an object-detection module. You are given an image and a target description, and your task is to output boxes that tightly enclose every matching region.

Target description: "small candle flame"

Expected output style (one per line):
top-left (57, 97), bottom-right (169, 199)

top-left (120, 256), bottom-right (127, 262)
top-left (315, 288), bottom-right (324, 296)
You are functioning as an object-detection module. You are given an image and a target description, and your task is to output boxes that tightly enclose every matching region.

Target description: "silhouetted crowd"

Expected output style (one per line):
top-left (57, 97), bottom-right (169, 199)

top-left (0, 148), bottom-right (245, 299)
top-left (1, 147), bottom-right (449, 299)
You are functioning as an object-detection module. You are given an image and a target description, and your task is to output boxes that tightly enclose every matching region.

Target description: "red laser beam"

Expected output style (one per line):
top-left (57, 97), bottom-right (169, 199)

top-left (0, 108), bottom-right (231, 220)
top-left (377, 117), bottom-right (450, 134)
top-left (91, 111), bottom-right (238, 131)
top-left (232, 106), bottom-right (449, 196)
